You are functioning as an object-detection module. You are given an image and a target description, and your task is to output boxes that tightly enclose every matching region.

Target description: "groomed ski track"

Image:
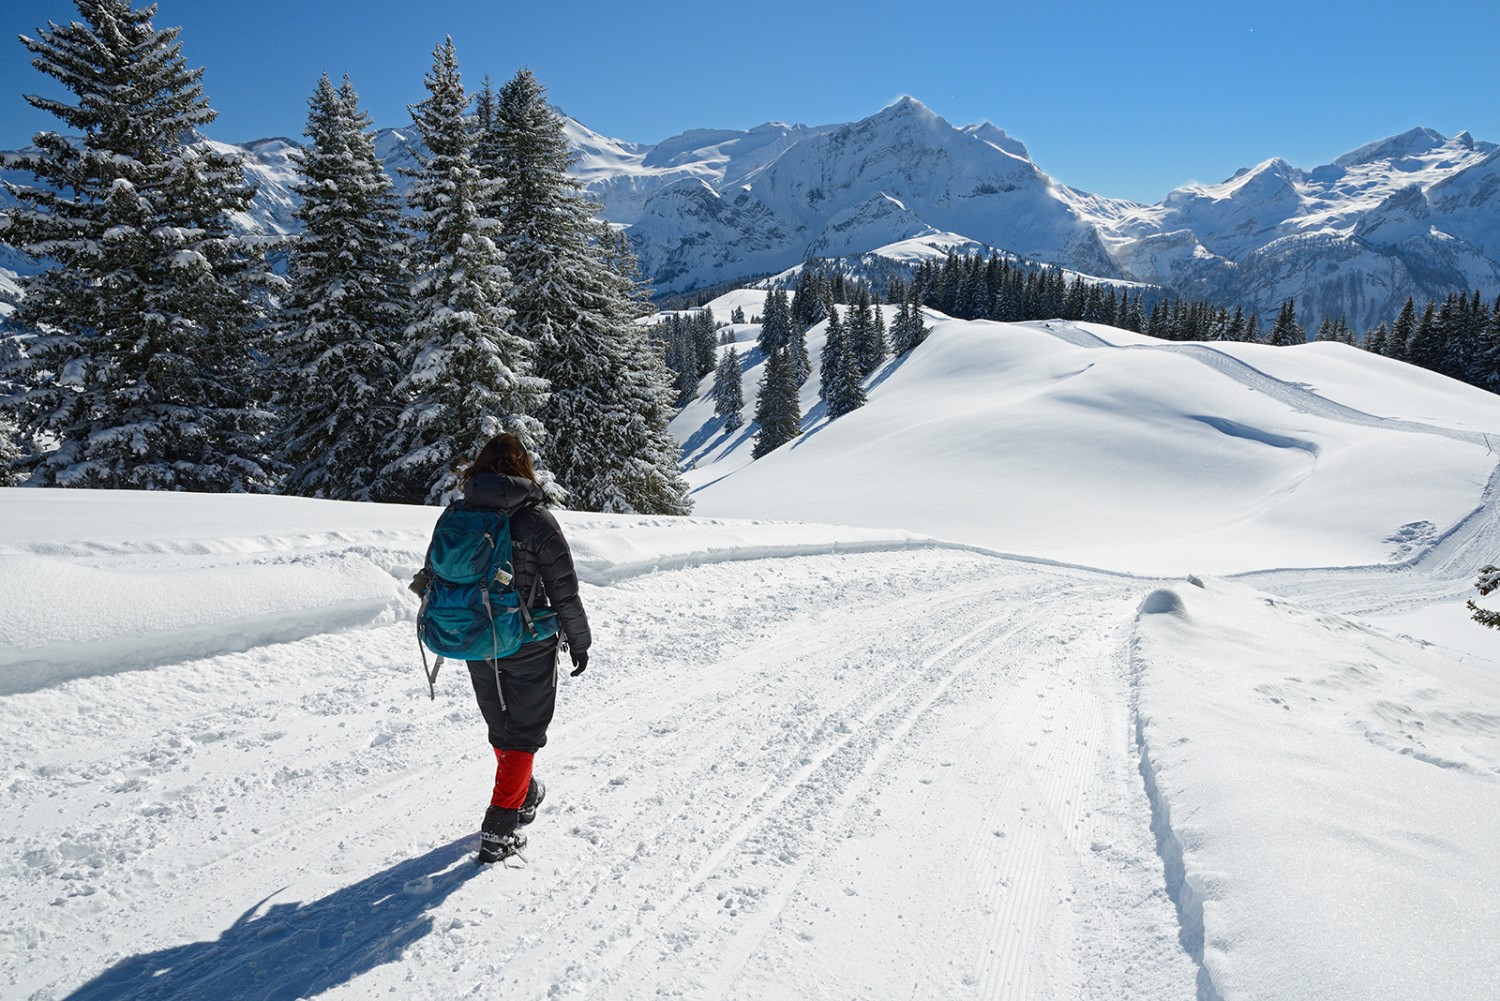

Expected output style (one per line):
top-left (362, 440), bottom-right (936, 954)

top-left (5, 539), bottom-right (1199, 1000)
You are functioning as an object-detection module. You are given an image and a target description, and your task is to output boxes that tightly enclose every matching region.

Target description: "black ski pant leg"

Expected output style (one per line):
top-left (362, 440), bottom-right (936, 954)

top-left (467, 635), bottom-right (560, 754)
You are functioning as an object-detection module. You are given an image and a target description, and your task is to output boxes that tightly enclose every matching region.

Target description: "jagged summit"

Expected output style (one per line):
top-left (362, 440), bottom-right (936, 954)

top-left (2, 100), bottom-right (1497, 334)
top-left (881, 94), bottom-right (939, 118)
top-left (1333, 126), bottom-right (1450, 168)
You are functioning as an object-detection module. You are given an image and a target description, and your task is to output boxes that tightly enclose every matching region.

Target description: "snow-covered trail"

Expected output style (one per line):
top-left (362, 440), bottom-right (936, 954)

top-left (3, 543), bottom-right (1194, 1001)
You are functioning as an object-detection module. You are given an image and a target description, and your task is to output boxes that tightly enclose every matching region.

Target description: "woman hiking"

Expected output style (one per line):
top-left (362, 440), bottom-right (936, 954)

top-left (418, 433), bottom-right (591, 864)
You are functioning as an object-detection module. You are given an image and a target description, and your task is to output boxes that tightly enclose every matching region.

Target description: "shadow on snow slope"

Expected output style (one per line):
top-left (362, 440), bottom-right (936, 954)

top-left (62, 838), bottom-right (483, 1001)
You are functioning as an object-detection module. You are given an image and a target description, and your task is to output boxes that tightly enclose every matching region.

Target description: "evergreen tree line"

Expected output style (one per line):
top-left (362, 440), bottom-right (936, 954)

top-left (1359, 291), bottom-right (1500, 392)
top-left (0, 2), bottom-right (690, 514)
top-left (690, 265), bottom-right (930, 460)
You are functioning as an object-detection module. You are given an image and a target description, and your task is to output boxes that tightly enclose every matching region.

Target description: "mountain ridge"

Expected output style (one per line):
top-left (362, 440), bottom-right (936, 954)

top-left (2, 97), bottom-right (1495, 331)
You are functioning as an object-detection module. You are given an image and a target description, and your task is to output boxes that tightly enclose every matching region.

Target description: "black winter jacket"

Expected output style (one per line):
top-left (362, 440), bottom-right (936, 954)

top-left (456, 473), bottom-right (591, 653)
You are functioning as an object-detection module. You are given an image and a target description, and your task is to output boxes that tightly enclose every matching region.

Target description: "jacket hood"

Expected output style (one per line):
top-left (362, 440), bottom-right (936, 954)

top-left (462, 473), bottom-right (546, 513)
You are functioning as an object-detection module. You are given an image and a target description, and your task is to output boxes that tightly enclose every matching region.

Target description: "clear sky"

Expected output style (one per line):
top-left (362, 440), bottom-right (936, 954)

top-left (1, 0), bottom-right (1495, 204)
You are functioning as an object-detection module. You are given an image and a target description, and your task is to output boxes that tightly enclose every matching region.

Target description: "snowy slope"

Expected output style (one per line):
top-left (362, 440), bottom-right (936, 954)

top-left (7, 304), bottom-right (1500, 998)
top-left (677, 308), bottom-right (1500, 575)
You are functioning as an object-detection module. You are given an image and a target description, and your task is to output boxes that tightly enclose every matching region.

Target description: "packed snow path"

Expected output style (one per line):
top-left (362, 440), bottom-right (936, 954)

top-left (1, 539), bottom-right (1195, 1000)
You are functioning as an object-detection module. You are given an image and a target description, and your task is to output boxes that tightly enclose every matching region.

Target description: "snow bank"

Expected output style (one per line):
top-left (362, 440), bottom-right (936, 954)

top-left (0, 491), bottom-right (437, 695)
top-left (561, 510), bottom-right (958, 583)
top-left (1131, 575), bottom-right (1500, 1001)
top-left (0, 491), bottom-right (943, 695)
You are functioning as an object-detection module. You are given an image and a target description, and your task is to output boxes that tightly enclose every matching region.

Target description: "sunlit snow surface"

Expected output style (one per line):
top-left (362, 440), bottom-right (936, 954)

top-left (4, 315), bottom-right (1500, 1000)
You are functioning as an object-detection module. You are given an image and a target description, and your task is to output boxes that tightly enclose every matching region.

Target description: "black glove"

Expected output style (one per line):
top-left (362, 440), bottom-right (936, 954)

top-left (569, 648), bottom-right (588, 677)
top-left (408, 567), bottom-right (430, 596)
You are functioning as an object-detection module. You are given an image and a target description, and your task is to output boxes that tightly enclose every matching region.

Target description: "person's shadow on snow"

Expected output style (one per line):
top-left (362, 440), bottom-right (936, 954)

top-left (63, 838), bottom-right (488, 1000)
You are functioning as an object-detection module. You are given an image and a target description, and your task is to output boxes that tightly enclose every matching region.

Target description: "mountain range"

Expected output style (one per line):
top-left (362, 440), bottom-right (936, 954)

top-left (3, 96), bottom-right (1497, 332)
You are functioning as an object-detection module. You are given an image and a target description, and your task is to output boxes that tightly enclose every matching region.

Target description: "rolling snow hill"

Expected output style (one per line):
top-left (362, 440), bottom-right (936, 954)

top-left (673, 294), bottom-right (1500, 576)
top-left (4, 311), bottom-right (1500, 999)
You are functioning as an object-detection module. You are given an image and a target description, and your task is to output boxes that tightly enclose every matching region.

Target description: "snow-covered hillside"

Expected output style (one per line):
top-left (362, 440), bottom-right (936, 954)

top-left (675, 294), bottom-right (1500, 576)
top-left (5, 311), bottom-right (1500, 1000)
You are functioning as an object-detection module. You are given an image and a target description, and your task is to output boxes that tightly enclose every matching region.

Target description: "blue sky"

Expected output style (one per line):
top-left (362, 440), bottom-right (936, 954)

top-left (1, 0), bottom-right (1495, 204)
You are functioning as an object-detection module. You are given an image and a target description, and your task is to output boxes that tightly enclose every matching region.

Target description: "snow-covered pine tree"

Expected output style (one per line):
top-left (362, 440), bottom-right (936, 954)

top-left (482, 67), bottom-right (688, 514)
top-left (751, 347), bottom-right (801, 458)
top-left (382, 39), bottom-right (546, 506)
top-left (757, 288), bottom-right (791, 355)
top-left (790, 309), bottom-right (811, 386)
top-left (4, 0), bottom-right (276, 490)
top-left (275, 73), bottom-right (407, 500)
top-left (692, 308), bottom-right (718, 378)
top-left (890, 288), bottom-right (930, 355)
top-left (1364, 321), bottom-right (1390, 356)
top-left (1225, 305), bottom-right (1246, 342)
top-left (1245, 310), bottom-right (1262, 343)
top-left (1388, 297), bottom-right (1417, 361)
top-left (819, 307), bottom-right (843, 406)
top-left (1406, 301), bottom-right (1441, 372)
top-left (713, 344), bottom-right (744, 433)
top-left (1267, 299), bottom-right (1305, 347)
top-left (820, 307), bottom-right (866, 419)
top-left (790, 268), bottom-right (827, 331)
top-left (849, 286), bottom-right (886, 377)
top-left (589, 222), bottom-right (691, 515)
top-left (0, 405), bottom-right (22, 485)
top-left (891, 299), bottom-right (914, 355)
top-left (1467, 565), bottom-right (1500, 630)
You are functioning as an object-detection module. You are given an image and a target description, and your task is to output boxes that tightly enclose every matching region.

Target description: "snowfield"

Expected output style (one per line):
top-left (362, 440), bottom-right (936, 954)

top-left (5, 313), bottom-right (1500, 1000)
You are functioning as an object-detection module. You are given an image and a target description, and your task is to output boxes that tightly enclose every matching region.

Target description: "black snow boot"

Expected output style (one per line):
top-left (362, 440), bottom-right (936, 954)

top-left (477, 806), bottom-right (526, 865)
top-left (518, 778), bottom-right (546, 826)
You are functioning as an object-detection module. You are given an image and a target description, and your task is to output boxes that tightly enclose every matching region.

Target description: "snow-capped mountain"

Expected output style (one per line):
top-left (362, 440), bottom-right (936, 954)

top-left (626, 97), bottom-right (1130, 293)
top-left (3, 102), bottom-right (1496, 331)
top-left (1112, 127), bottom-right (1500, 330)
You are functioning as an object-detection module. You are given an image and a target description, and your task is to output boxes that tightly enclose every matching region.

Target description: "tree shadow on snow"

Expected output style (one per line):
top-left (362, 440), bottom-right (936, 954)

top-left (62, 837), bottom-right (486, 1001)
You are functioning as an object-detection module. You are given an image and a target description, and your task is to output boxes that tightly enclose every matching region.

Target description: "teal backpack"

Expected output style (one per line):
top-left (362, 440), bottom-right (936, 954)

top-left (415, 506), bottom-right (559, 698)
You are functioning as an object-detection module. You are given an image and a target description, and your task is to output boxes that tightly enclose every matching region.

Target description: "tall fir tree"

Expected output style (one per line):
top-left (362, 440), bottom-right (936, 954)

top-left (848, 286), bottom-right (886, 378)
top-left (1406, 301), bottom-right (1442, 371)
top-left (1478, 301), bottom-right (1500, 392)
top-left (751, 347), bottom-right (801, 458)
top-left (757, 288), bottom-right (791, 354)
top-left (0, 405), bottom-right (21, 485)
top-left (713, 344), bottom-right (744, 432)
top-left (4, 0), bottom-right (275, 490)
top-left (1267, 299), bottom-right (1305, 346)
top-left (481, 67), bottom-right (688, 513)
top-left (819, 306), bottom-right (866, 419)
top-left (1389, 297), bottom-right (1417, 361)
top-left (275, 73), bottom-right (407, 500)
top-left (383, 39), bottom-right (546, 505)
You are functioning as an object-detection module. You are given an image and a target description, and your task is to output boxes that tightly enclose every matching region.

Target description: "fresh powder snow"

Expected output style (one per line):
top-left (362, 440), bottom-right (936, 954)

top-left (4, 309), bottom-right (1500, 1000)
